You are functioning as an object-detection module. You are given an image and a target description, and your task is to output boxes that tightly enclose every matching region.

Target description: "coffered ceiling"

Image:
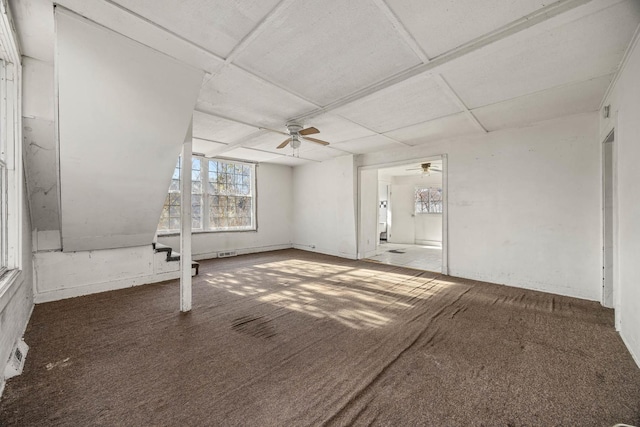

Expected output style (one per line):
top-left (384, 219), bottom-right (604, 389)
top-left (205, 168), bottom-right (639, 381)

top-left (10, 0), bottom-right (640, 165)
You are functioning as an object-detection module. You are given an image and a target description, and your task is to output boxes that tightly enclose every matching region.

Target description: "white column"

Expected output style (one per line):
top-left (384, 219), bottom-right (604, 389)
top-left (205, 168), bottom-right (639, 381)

top-left (180, 119), bottom-right (193, 312)
top-left (441, 154), bottom-right (449, 275)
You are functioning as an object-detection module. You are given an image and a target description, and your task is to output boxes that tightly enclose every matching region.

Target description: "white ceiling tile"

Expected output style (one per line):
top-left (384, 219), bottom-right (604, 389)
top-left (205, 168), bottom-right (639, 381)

top-left (110, 0), bottom-right (281, 58)
top-left (473, 75), bottom-right (613, 131)
top-left (332, 135), bottom-right (401, 154)
top-left (385, 113), bottom-right (482, 145)
top-left (197, 65), bottom-right (317, 129)
top-left (442, 1), bottom-right (640, 109)
top-left (241, 131), bottom-right (293, 154)
top-left (193, 111), bottom-right (258, 144)
top-left (299, 148), bottom-right (346, 162)
top-left (192, 138), bottom-right (228, 157)
top-left (233, 0), bottom-right (422, 105)
top-left (219, 147), bottom-right (282, 162)
top-left (386, 0), bottom-right (547, 58)
top-left (300, 114), bottom-right (376, 143)
top-left (333, 74), bottom-right (461, 133)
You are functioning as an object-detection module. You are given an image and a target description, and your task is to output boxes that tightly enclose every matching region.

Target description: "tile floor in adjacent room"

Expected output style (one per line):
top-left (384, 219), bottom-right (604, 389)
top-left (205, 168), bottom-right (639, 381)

top-left (365, 242), bottom-right (442, 272)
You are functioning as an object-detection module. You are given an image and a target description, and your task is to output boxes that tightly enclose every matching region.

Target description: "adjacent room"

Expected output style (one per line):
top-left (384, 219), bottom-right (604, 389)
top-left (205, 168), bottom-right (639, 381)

top-left (1, 0), bottom-right (640, 425)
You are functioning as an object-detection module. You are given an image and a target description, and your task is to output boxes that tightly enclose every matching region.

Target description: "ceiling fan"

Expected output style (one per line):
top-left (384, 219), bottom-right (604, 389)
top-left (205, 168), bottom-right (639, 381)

top-left (406, 162), bottom-right (443, 174)
top-left (261, 123), bottom-right (331, 149)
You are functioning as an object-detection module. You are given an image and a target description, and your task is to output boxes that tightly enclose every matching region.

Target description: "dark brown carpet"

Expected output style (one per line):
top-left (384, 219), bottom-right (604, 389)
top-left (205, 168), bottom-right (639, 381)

top-left (1, 249), bottom-right (639, 426)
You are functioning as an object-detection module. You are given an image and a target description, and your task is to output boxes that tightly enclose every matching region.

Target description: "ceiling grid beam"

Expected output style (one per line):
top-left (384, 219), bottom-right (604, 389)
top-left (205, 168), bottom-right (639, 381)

top-left (371, 0), bottom-right (430, 63)
top-left (223, 0), bottom-right (297, 65)
top-left (84, 0), bottom-right (321, 108)
top-left (433, 74), bottom-right (488, 133)
top-left (292, 0), bottom-right (595, 123)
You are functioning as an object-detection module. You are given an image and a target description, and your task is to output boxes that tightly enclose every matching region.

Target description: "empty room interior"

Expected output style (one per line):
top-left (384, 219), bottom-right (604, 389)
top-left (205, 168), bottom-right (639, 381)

top-left (1, 0), bottom-right (640, 425)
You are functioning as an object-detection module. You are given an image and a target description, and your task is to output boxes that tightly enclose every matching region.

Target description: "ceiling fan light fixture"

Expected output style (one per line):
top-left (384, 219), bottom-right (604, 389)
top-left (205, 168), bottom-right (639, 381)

top-left (291, 135), bottom-right (302, 149)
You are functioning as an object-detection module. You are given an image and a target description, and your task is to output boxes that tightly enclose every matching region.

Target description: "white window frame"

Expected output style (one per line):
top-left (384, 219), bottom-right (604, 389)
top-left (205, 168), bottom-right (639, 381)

top-left (415, 187), bottom-right (443, 214)
top-left (158, 155), bottom-right (257, 235)
top-left (0, 2), bottom-right (24, 289)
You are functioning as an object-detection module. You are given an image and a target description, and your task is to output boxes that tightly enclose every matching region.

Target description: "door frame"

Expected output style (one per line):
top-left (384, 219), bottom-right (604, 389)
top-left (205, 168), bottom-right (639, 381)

top-left (356, 154), bottom-right (448, 275)
top-left (601, 128), bottom-right (617, 310)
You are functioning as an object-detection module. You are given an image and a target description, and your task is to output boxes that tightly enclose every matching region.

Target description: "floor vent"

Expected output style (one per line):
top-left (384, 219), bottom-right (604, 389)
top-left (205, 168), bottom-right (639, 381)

top-left (4, 340), bottom-right (29, 380)
top-left (218, 251), bottom-right (237, 258)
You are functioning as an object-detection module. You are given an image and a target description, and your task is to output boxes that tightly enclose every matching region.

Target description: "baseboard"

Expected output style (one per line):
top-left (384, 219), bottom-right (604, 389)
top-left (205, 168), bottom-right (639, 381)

top-left (34, 270), bottom-right (183, 304)
top-left (448, 268), bottom-right (599, 302)
top-left (292, 244), bottom-right (358, 260)
top-left (415, 239), bottom-right (442, 247)
top-left (192, 243), bottom-right (293, 261)
top-left (620, 329), bottom-right (640, 370)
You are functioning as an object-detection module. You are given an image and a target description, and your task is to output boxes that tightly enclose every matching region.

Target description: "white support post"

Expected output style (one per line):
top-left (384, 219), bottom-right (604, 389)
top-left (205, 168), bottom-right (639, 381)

top-left (180, 119), bottom-right (193, 312)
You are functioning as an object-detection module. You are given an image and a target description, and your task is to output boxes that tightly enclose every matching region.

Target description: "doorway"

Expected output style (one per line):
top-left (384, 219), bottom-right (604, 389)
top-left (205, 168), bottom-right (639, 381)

top-left (602, 130), bottom-right (614, 308)
top-left (358, 156), bottom-right (448, 274)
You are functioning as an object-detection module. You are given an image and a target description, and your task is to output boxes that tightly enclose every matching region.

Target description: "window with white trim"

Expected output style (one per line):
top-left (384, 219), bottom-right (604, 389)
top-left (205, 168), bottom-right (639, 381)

top-left (0, 159), bottom-right (7, 274)
top-left (0, 55), bottom-right (22, 278)
top-left (415, 187), bottom-right (442, 214)
top-left (158, 156), bottom-right (256, 233)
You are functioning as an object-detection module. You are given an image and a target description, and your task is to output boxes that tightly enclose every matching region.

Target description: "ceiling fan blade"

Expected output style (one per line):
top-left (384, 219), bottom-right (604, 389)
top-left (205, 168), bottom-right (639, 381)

top-left (406, 167), bottom-right (422, 171)
top-left (431, 169), bottom-right (443, 173)
top-left (277, 138), bottom-right (291, 149)
top-left (303, 136), bottom-right (330, 146)
top-left (299, 127), bottom-right (320, 136)
top-left (260, 127), bottom-right (290, 136)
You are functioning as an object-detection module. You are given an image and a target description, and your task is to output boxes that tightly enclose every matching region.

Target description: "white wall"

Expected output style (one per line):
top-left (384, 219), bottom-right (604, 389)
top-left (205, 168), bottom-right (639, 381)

top-left (22, 56), bottom-right (60, 248)
top-left (56, 10), bottom-right (203, 252)
top-left (387, 174), bottom-right (442, 246)
top-left (600, 30), bottom-right (640, 367)
top-left (377, 180), bottom-right (389, 240)
top-left (293, 155), bottom-right (357, 259)
top-left (359, 113), bottom-right (602, 301)
top-left (158, 163), bottom-right (293, 259)
top-left (359, 168), bottom-right (378, 258)
top-left (388, 183), bottom-right (415, 244)
top-left (33, 245), bottom-right (184, 303)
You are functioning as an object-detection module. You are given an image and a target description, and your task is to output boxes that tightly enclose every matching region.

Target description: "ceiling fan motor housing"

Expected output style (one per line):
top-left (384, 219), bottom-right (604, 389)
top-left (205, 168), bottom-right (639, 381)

top-left (286, 123), bottom-right (304, 135)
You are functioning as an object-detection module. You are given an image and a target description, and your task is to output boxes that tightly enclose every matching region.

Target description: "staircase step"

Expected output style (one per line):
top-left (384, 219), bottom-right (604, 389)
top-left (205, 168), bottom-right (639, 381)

top-left (153, 243), bottom-right (198, 275)
top-left (154, 243), bottom-right (172, 254)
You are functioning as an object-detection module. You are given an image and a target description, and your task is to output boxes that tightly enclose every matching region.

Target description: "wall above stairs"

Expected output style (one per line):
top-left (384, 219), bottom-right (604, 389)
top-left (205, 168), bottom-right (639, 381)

top-left (55, 9), bottom-right (203, 252)
top-left (33, 244), bottom-right (197, 303)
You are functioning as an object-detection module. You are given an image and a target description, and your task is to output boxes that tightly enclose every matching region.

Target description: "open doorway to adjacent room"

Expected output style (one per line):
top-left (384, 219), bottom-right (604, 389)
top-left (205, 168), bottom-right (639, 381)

top-left (358, 156), bottom-right (447, 274)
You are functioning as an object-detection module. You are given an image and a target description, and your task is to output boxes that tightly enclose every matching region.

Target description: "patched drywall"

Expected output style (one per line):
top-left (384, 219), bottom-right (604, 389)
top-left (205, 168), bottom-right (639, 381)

top-left (33, 245), bottom-right (182, 303)
top-left (358, 113), bottom-right (601, 301)
top-left (293, 155), bottom-right (357, 258)
top-left (56, 10), bottom-right (203, 252)
top-left (22, 57), bottom-right (60, 245)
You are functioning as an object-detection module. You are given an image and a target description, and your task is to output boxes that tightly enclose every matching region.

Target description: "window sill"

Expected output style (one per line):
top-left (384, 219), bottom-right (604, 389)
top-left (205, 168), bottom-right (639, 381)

top-left (158, 228), bottom-right (257, 237)
top-left (0, 269), bottom-right (22, 311)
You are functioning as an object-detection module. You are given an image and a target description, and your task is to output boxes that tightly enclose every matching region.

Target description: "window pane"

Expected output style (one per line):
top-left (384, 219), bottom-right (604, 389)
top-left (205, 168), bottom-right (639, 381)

top-left (158, 217), bottom-right (169, 230)
top-left (161, 158), bottom-right (255, 232)
top-left (169, 217), bottom-right (180, 230)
